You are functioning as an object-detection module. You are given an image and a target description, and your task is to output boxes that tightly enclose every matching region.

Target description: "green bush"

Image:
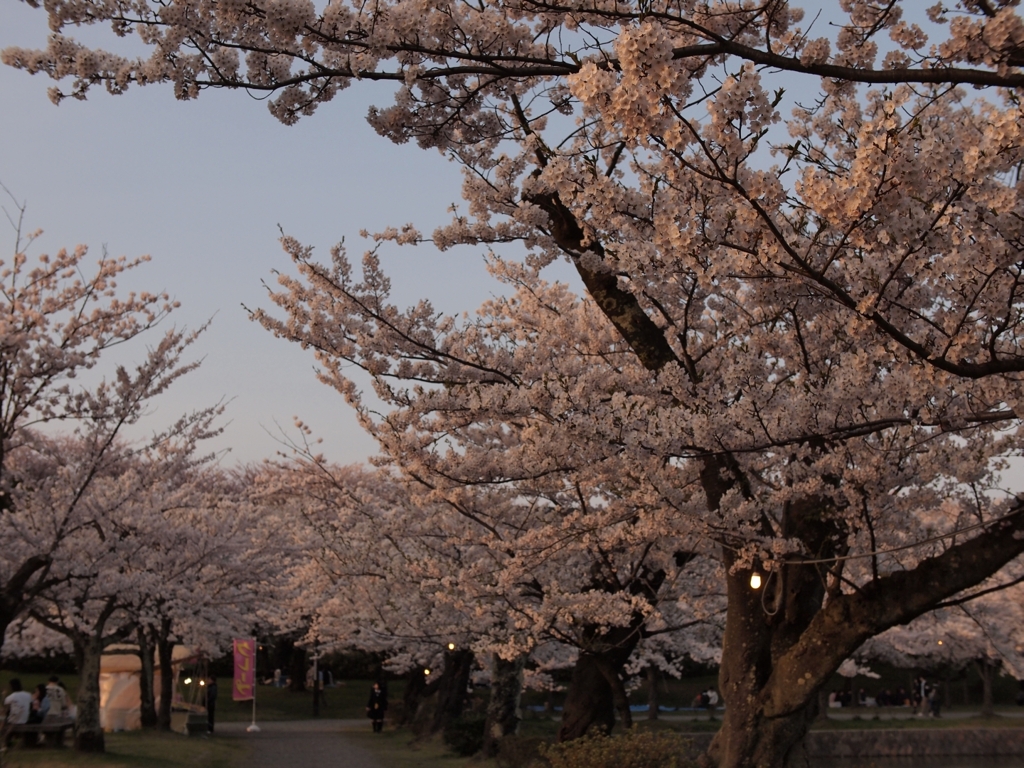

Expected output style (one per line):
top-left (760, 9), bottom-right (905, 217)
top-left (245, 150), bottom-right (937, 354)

top-left (443, 714), bottom-right (487, 756)
top-left (538, 729), bottom-right (697, 768)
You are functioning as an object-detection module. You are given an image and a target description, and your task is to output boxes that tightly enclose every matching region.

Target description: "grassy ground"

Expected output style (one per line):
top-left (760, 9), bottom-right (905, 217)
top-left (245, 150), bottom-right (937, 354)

top-left (0, 731), bottom-right (243, 768)
top-left (216, 679), bottom-right (406, 721)
top-left (2, 666), bottom-right (1020, 768)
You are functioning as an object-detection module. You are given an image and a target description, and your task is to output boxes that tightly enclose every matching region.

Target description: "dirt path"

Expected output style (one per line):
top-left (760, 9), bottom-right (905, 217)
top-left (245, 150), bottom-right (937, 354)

top-left (218, 719), bottom-right (381, 768)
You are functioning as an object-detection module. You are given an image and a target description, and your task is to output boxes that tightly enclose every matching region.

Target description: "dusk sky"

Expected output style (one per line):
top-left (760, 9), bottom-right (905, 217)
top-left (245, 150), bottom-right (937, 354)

top-left (1, 0), bottom-right (555, 467)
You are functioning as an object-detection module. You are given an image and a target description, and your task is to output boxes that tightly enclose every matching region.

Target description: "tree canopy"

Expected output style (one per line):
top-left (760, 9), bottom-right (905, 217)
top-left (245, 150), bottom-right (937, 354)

top-left (6, 2), bottom-right (1024, 766)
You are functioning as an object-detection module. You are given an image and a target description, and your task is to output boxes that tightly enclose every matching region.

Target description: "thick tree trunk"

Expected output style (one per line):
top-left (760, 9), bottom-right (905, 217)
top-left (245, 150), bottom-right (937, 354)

top-left (482, 653), bottom-right (525, 757)
top-left (74, 634), bottom-right (106, 752)
top-left (401, 667), bottom-right (429, 726)
top-left (702, 559), bottom-right (824, 768)
top-left (646, 665), bottom-right (659, 721)
top-left (136, 625), bottom-right (158, 728)
top-left (431, 648), bottom-right (474, 734)
top-left (155, 620), bottom-right (175, 731)
top-left (558, 654), bottom-right (616, 741)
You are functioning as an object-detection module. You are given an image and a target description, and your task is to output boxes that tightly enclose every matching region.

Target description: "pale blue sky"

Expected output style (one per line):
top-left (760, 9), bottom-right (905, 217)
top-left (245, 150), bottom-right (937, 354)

top-left (0, 1), bottom-right (520, 466)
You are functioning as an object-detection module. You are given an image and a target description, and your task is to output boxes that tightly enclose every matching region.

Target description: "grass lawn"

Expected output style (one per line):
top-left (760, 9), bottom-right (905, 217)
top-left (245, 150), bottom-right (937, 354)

top-left (0, 731), bottom-right (244, 768)
top-left (216, 679), bottom-right (406, 722)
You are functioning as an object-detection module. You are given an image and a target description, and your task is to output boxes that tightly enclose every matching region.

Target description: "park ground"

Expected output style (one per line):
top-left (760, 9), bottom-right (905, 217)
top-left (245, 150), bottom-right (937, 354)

top-left (1, 670), bottom-right (1023, 768)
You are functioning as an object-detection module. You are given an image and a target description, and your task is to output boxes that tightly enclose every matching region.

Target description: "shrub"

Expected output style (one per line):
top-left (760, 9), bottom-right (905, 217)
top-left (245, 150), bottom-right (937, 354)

top-left (538, 729), bottom-right (697, 768)
top-left (443, 714), bottom-right (487, 756)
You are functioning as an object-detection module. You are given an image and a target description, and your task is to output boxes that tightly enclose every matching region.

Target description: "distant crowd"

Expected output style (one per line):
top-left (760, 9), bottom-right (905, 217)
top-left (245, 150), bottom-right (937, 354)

top-left (829, 676), bottom-right (942, 716)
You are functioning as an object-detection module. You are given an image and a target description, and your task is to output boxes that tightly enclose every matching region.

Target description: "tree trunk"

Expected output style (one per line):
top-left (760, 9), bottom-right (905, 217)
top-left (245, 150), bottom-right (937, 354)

top-left (482, 653), bottom-right (525, 757)
top-left (289, 644), bottom-right (306, 692)
top-left (596, 654), bottom-right (633, 729)
top-left (646, 665), bottom-right (659, 721)
top-left (816, 687), bottom-right (829, 721)
top-left (401, 667), bottom-right (429, 726)
top-left (74, 634), bottom-right (106, 752)
top-left (977, 658), bottom-right (997, 717)
top-left (136, 625), bottom-right (158, 728)
top-left (701, 556), bottom-right (818, 768)
top-left (431, 648), bottom-right (474, 734)
top-left (155, 619), bottom-right (175, 731)
top-left (558, 654), bottom-right (616, 741)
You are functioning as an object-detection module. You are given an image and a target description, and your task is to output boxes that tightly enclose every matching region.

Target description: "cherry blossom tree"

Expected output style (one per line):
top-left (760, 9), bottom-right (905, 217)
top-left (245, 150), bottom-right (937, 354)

top-left (132, 467), bottom-right (287, 730)
top-left (859, 566), bottom-right (1024, 715)
top-left (10, 3), bottom-right (1024, 766)
top-left (0, 194), bottom-right (186, 652)
top-left (254, 243), bottom-right (1024, 764)
top-left (254, 458), bottom-right (500, 723)
top-left (251, 278), bottom-right (730, 739)
top-left (15, 404), bottom-right (220, 750)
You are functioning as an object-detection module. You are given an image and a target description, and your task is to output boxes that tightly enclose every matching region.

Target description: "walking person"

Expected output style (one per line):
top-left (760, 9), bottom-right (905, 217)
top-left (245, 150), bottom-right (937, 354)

top-left (205, 677), bottom-right (218, 734)
top-left (366, 681), bottom-right (387, 733)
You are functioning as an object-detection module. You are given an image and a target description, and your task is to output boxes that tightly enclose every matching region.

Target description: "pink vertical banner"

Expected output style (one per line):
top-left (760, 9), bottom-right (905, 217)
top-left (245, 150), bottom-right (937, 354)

top-left (233, 638), bottom-right (256, 701)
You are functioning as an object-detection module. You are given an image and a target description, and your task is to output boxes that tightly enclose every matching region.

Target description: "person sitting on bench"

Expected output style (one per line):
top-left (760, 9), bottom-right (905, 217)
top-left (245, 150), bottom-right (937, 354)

top-left (27, 684), bottom-right (50, 724)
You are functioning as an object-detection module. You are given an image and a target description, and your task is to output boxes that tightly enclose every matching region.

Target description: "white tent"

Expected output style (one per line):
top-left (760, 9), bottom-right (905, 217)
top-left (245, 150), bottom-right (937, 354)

top-left (99, 645), bottom-right (198, 731)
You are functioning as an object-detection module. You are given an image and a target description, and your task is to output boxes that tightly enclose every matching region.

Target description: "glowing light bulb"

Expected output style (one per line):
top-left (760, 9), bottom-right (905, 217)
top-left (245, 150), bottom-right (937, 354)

top-left (750, 572), bottom-right (763, 590)
top-left (184, 677), bottom-right (193, 685)
top-left (448, 643), bottom-right (456, 651)
top-left (937, 640), bottom-right (943, 645)
top-left (424, 668), bottom-right (431, 676)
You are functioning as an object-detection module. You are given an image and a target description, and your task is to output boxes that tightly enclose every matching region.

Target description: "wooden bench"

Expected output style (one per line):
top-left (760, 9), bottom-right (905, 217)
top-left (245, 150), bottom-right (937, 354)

top-left (3, 717), bottom-right (75, 748)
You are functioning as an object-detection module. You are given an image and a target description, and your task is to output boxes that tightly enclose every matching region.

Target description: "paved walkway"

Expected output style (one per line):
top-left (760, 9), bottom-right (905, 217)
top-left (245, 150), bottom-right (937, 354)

top-left (218, 719), bottom-right (381, 768)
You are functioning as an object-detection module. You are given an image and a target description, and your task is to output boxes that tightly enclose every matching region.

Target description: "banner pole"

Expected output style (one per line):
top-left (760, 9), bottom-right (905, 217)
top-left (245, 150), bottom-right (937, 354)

top-left (246, 638), bottom-right (260, 732)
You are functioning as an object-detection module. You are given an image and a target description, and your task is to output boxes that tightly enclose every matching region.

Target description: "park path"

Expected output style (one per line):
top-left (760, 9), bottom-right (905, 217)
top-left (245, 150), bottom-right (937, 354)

top-left (218, 719), bottom-right (381, 768)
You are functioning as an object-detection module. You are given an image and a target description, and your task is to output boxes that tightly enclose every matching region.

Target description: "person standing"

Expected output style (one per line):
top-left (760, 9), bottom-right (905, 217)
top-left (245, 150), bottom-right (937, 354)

top-left (366, 682), bottom-right (387, 733)
top-left (205, 677), bottom-right (218, 734)
top-left (706, 687), bottom-right (719, 718)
